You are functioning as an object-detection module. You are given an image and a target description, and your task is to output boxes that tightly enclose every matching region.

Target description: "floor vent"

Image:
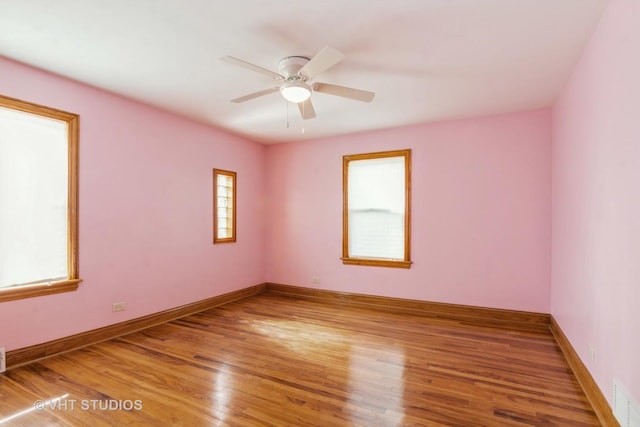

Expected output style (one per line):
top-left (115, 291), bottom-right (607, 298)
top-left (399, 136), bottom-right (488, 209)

top-left (614, 380), bottom-right (640, 427)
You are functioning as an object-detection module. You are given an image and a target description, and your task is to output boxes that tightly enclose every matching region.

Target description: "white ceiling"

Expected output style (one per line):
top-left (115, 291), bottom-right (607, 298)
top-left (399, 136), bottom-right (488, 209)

top-left (0, 0), bottom-right (607, 144)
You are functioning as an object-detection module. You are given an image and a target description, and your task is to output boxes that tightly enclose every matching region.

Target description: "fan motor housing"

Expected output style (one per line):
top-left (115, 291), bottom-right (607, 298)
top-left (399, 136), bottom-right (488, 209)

top-left (279, 56), bottom-right (310, 80)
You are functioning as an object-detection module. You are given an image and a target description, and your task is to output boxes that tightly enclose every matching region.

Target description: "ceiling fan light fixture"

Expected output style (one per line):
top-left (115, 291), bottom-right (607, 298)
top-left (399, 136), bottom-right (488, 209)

top-left (281, 81), bottom-right (311, 103)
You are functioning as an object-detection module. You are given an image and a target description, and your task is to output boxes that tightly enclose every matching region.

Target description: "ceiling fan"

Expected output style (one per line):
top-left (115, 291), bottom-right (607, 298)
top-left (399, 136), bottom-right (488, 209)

top-left (220, 46), bottom-right (375, 120)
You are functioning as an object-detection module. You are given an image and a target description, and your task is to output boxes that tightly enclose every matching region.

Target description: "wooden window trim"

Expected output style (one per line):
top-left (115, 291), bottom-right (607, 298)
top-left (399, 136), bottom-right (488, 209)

top-left (213, 168), bottom-right (237, 243)
top-left (0, 94), bottom-right (82, 302)
top-left (340, 258), bottom-right (413, 269)
top-left (342, 149), bottom-right (412, 268)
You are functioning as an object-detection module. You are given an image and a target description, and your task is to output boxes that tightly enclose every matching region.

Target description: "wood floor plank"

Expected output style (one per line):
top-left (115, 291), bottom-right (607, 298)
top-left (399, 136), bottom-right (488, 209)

top-left (0, 293), bottom-right (600, 426)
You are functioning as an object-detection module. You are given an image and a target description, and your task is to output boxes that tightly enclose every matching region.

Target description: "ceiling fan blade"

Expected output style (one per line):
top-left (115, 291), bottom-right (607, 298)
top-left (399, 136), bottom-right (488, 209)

top-left (312, 82), bottom-right (375, 102)
top-left (230, 87), bottom-right (280, 103)
top-left (297, 98), bottom-right (316, 120)
top-left (298, 46), bottom-right (344, 80)
top-left (220, 56), bottom-right (283, 80)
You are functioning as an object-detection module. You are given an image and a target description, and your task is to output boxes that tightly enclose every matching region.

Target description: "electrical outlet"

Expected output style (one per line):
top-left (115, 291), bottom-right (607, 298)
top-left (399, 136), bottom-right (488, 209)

top-left (0, 347), bottom-right (6, 373)
top-left (112, 302), bottom-right (126, 312)
top-left (588, 344), bottom-right (596, 362)
top-left (312, 276), bottom-right (320, 284)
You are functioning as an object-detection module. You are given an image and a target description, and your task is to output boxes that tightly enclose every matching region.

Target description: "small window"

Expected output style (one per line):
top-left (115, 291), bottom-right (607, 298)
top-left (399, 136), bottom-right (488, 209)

top-left (342, 149), bottom-right (411, 268)
top-left (213, 169), bottom-right (236, 243)
top-left (0, 94), bottom-right (81, 302)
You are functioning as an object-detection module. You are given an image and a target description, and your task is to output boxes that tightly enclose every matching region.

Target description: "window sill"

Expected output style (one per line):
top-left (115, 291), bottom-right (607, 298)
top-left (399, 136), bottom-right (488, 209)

top-left (0, 279), bottom-right (82, 302)
top-left (341, 257), bottom-right (412, 269)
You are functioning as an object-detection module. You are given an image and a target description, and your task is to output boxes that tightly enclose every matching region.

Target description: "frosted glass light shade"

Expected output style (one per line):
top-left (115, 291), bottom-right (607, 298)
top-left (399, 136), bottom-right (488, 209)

top-left (281, 82), bottom-right (311, 103)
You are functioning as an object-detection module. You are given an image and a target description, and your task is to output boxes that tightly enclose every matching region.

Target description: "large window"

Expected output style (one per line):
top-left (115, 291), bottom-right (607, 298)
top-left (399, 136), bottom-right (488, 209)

top-left (213, 169), bottom-right (236, 243)
top-left (0, 95), bottom-right (81, 302)
top-left (342, 149), bottom-right (411, 268)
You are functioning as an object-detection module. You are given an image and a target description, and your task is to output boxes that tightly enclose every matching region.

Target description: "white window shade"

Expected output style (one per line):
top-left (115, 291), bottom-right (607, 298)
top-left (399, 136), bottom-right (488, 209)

top-left (348, 156), bottom-right (405, 260)
top-left (0, 106), bottom-right (68, 288)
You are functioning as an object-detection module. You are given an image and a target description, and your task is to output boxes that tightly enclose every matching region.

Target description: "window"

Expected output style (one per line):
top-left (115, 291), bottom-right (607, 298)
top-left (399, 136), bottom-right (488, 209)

top-left (0, 94), bottom-right (81, 302)
top-left (342, 149), bottom-right (411, 268)
top-left (213, 169), bottom-right (236, 243)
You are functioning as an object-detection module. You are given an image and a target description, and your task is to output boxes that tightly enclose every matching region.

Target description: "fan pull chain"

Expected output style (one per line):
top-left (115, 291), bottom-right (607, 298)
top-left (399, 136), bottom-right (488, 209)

top-left (286, 101), bottom-right (290, 129)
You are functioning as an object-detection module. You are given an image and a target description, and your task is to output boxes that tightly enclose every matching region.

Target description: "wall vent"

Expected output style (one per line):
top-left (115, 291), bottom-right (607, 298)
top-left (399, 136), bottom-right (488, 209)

top-left (614, 380), bottom-right (640, 427)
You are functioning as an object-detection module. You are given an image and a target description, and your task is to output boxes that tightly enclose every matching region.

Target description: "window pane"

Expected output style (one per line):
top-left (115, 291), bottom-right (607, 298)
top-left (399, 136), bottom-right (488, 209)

top-left (347, 156), bottom-right (405, 260)
top-left (349, 209), bottom-right (404, 259)
top-left (0, 106), bottom-right (68, 288)
top-left (213, 169), bottom-right (236, 243)
top-left (348, 157), bottom-right (405, 213)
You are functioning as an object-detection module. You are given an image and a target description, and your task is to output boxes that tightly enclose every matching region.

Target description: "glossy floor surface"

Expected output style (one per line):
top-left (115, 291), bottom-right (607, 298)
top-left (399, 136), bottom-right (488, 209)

top-left (0, 292), bottom-right (599, 426)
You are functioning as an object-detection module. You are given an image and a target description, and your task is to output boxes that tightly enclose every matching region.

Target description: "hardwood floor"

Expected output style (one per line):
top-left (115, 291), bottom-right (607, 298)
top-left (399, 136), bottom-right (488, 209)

top-left (0, 292), bottom-right (600, 426)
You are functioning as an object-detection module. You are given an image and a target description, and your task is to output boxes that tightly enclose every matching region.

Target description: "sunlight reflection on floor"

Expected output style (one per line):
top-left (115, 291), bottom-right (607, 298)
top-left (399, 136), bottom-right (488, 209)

top-left (249, 319), bottom-right (349, 354)
top-left (0, 393), bottom-right (69, 425)
top-left (210, 363), bottom-right (232, 424)
top-left (249, 318), bottom-right (406, 426)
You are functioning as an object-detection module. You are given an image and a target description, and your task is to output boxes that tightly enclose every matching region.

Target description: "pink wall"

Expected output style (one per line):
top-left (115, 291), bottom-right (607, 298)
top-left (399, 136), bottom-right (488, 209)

top-left (551, 0), bottom-right (640, 405)
top-left (0, 56), bottom-right (266, 351)
top-left (265, 110), bottom-right (551, 313)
